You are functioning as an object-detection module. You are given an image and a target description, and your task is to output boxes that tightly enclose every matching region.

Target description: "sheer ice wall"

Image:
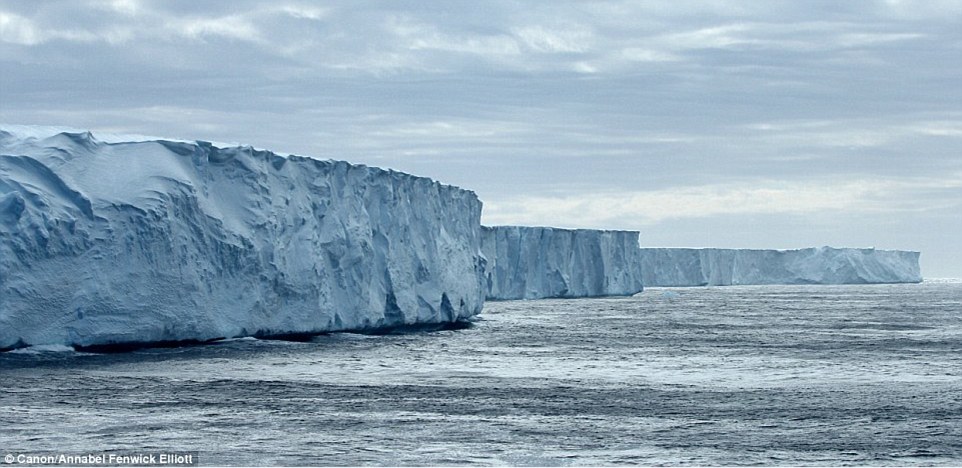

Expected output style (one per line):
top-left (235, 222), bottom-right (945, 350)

top-left (639, 247), bottom-right (922, 287)
top-left (482, 226), bottom-right (644, 300)
top-left (0, 129), bottom-right (486, 350)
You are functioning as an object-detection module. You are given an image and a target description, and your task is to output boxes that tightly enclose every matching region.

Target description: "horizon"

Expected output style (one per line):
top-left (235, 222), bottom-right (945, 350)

top-left (1, 0), bottom-right (959, 276)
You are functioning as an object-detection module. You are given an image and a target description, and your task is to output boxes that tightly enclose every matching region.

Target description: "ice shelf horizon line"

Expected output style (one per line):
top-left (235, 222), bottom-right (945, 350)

top-left (0, 127), bottom-right (922, 350)
top-left (480, 226), bottom-right (921, 300)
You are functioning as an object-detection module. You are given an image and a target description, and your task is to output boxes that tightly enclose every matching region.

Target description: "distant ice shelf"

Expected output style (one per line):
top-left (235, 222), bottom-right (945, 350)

top-left (0, 127), bottom-right (486, 350)
top-left (638, 247), bottom-right (922, 287)
top-left (482, 226), bottom-right (645, 300)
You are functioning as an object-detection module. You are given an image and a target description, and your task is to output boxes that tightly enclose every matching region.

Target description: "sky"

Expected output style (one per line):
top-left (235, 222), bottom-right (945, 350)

top-left (1, 0), bottom-right (960, 277)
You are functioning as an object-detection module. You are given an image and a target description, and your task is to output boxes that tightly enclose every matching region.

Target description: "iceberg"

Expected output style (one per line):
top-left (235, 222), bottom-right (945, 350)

top-left (0, 128), bottom-right (486, 350)
top-left (482, 226), bottom-right (644, 300)
top-left (639, 247), bottom-right (922, 286)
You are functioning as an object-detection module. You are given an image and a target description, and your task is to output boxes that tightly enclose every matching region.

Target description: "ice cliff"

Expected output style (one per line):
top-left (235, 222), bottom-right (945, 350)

top-left (0, 128), bottom-right (486, 350)
top-left (639, 247), bottom-right (922, 287)
top-left (482, 226), bottom-right (644, 300)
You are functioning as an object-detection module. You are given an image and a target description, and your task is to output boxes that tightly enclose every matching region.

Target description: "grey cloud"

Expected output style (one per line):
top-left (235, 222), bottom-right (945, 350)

top-left (1, 0), bottom-right (960, 275)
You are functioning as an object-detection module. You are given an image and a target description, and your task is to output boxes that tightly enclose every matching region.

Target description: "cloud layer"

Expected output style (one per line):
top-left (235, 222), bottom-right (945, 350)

top-left (2, 0), bottom-right (960, 275)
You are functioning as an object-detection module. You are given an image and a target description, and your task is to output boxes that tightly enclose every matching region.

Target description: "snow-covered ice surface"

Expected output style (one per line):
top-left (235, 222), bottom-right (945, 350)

top-left (0, 127), bottom-right (485, 350)
top-left (639, 247), bottom-right (922, 287)
top-left (481, 225), bottom-right (644, 300)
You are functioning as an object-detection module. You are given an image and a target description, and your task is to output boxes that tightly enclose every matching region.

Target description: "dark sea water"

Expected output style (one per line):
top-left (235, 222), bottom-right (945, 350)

top-left (2, 281), bottom-right (961, 466)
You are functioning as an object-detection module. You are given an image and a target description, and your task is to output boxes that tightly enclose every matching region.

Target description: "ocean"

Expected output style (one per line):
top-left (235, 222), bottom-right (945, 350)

top-left (2, 281), bottom-right (960, 466)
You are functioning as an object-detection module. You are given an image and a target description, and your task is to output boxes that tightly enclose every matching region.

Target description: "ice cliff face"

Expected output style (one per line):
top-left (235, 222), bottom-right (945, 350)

top-left (482, 226), bottom-right (644, 300)
top-left (0, 128), bottom-right (486, 350)
top-left (639, 247), bottom-right (922, 286)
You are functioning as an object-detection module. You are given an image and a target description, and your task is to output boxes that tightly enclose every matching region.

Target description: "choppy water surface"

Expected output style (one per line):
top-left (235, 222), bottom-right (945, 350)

top-left (2, 281), bottom-right (961, 466)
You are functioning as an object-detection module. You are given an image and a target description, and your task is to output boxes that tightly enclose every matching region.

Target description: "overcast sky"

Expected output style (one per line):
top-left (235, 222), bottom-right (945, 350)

top-left (2, 0), bottom-right (960, 276)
